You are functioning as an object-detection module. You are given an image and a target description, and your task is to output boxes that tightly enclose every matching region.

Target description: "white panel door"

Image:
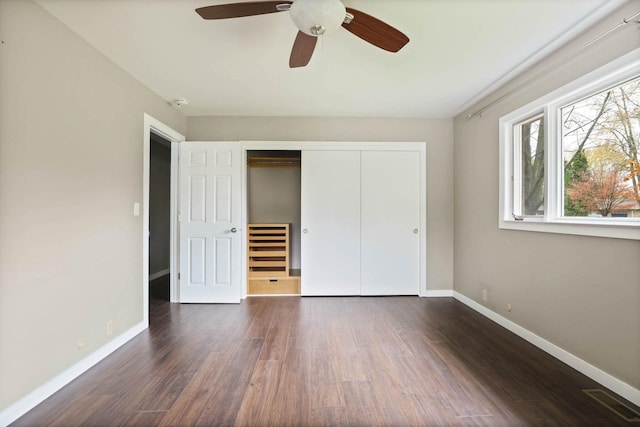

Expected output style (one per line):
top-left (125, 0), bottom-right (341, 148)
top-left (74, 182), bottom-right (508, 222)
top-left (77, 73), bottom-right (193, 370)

top-left (179, 142), bottom-right (242, 303)
top-left (361, 151), bottom-right (420, 295)
top-left (301, 151), bottom-right (361, 295)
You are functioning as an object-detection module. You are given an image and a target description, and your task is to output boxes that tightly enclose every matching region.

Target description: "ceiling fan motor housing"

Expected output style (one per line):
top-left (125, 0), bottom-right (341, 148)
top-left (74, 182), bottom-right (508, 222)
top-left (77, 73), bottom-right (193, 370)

top-left (289, 0), bottom-right (346, 36)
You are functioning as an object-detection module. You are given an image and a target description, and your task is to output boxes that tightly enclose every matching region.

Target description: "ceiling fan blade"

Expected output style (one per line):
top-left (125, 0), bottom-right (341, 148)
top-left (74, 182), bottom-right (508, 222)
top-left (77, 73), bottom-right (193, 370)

top-left (289, 31), bottom-right (317, 68)
top-left (342, 7), bottom-right (409, 53)
top-left (196, 1), bottom-right (292, 20)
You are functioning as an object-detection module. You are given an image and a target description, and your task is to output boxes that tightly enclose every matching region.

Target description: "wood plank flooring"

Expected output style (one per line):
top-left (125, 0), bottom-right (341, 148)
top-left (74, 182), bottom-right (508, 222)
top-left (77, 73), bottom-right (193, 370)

top-left (12, 293), bottom-right (639, 426)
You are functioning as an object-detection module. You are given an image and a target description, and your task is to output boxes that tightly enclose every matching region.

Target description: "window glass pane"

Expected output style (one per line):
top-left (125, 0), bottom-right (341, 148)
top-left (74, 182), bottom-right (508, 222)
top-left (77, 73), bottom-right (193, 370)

top-left (518, 116), bottom-right (545, 216)
top-left (562, 76), bottom-right (640, 218)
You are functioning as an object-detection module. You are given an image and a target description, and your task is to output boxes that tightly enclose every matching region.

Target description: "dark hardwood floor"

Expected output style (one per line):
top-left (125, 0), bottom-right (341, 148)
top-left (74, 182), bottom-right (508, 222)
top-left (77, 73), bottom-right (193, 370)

top-left (12, 291), bottom-right (639, 426)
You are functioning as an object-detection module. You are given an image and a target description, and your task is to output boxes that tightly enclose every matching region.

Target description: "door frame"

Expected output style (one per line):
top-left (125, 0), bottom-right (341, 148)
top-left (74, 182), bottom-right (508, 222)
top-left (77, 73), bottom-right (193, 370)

top-left (143, 114), bottom-right (185, 324)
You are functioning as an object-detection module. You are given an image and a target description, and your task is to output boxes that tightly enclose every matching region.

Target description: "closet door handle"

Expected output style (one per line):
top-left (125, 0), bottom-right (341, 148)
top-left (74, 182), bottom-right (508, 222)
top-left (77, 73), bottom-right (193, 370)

top-left (230, 227), bottom-right (237, 233)
top-left (303, 229), bottom-right (308, 234)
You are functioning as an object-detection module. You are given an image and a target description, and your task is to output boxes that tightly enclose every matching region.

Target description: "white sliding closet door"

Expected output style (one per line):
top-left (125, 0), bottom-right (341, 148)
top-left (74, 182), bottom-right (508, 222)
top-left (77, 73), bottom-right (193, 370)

top-left (361, 151), bottom-right (420, 295)
top-left (301, 151), bottom-right (361, 295)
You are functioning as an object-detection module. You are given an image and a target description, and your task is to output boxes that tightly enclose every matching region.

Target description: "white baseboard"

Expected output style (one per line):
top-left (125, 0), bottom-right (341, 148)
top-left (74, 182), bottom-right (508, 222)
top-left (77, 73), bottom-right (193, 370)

top-left (453, 291), bottom-right (640, 407)
top-left (149, 269), bottom-right (170, 281)
top-left (423, 290), bottom-right (454, 297)
top-left (0, 322), bottom-right (146, 427)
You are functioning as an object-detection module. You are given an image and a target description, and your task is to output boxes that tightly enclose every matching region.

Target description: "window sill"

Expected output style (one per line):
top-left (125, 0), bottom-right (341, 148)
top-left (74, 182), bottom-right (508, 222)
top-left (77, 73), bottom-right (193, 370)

top-left (499, 218), bottom-right (640, 240)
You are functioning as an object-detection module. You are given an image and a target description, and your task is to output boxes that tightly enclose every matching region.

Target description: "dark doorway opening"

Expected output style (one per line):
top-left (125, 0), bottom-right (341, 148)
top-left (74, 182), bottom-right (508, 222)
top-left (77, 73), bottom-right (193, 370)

top-left (149, 132), bottom-right (171, 303)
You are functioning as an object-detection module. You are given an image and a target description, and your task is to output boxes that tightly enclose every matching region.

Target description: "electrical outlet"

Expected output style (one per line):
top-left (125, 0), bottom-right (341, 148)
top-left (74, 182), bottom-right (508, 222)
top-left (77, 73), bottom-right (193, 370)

top-left (482, 289), bottom-right (488, 302)
top-left (106, 320), bottom-right (113, 336)
top-left (76, 339), bottom-right (85, 350)
top-left (506, 303), bottom-right (512, 312)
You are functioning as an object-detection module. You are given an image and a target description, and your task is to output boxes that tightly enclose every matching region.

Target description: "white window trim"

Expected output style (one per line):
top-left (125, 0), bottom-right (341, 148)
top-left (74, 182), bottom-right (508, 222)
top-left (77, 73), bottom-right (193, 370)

top-left (499, 48), bottom-right (640, 240)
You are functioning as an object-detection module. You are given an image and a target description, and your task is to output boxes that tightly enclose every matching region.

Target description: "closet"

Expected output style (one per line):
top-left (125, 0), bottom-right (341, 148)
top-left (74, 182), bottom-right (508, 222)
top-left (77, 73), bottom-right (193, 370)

top-left (246, 151), bottom-right (301, 295)
top-left (244, 145), bottom-right (424, 297)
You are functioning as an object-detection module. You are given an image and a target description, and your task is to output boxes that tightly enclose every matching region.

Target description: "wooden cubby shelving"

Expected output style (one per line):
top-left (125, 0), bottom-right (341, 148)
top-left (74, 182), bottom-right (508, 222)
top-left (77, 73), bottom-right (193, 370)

top-left (247, 224), bottom-right (299, 294)
top-left (247, 224), bottom-right (289, 277)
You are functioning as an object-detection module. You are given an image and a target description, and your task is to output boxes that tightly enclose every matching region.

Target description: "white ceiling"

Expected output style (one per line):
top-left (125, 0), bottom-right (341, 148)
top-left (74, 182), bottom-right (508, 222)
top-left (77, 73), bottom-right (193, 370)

top-left (36, 0), bottom-right (624, 118)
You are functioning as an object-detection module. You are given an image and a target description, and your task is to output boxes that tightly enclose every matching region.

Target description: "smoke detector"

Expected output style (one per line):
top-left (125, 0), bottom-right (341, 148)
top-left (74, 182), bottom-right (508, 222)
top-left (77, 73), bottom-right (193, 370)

top-left (171, 98), bottom-right (189, 108)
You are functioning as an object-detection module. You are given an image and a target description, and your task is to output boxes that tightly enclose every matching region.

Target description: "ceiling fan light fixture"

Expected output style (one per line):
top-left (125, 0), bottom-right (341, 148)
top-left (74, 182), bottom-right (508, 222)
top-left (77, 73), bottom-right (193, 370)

top-left (289, 0), bottom-right (346, 37)
top-left (310, 25), bottom-right (325, 36)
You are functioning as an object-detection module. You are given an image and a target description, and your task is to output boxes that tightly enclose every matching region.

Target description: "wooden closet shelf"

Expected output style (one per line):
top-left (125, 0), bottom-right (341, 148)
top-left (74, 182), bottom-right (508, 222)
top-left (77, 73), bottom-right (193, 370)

top-left (249, 261), bottom-right (287, 267)
top-left (249, 270), bottom-right (288, 277)
top-left (248, 230), bottom-right (288, 235)
top-left (247, 157), bottom-right (300, 168)
top-left (249, 250), bottom-right (286, 257)
top-left (248, 242), bottom-right (286, 247)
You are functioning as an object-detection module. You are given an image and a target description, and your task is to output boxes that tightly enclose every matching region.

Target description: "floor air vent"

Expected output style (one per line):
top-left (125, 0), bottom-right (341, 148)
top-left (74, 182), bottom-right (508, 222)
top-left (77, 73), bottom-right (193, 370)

top-left (583, 389), bottom-right (640, 422)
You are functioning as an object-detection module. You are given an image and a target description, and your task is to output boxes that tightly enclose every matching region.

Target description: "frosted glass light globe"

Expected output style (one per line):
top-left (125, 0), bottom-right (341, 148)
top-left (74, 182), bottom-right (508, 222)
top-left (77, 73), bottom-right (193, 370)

top-left (289, 0), bottom-right (346, 36)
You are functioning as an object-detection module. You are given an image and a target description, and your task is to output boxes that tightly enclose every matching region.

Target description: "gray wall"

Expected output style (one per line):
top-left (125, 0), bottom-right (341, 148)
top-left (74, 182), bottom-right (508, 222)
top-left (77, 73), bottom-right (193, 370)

top-left (0, 0), bottom-right (186, 411)
top-left (149, 136), bottom-right (171, 276)
top-left (187, 116), bottom-right (455, 292)
top-left (453, 1), bottom-right (640, 391)
top-left (247, 164), bottom-right (302, 269)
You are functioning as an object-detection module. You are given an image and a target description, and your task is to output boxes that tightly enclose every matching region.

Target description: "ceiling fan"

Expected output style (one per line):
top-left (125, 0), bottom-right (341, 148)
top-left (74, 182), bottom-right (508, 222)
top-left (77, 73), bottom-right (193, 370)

top-left (195, 0), bottom-right (410, 68)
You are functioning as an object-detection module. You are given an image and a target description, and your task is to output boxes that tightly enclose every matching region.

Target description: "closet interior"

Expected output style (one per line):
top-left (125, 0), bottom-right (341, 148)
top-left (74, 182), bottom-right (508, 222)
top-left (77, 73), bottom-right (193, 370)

top-left (246, 150), bottom-right (301, 295)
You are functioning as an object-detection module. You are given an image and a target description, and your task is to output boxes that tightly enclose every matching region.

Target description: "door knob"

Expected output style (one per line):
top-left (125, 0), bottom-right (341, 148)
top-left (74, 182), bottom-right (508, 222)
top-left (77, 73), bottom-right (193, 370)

top-left (303, 229), bottom-right (308, 234)
top-left (230, 227), bottom-right (237, 233)
top-left (413, 229), bottom-right (419, 234)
